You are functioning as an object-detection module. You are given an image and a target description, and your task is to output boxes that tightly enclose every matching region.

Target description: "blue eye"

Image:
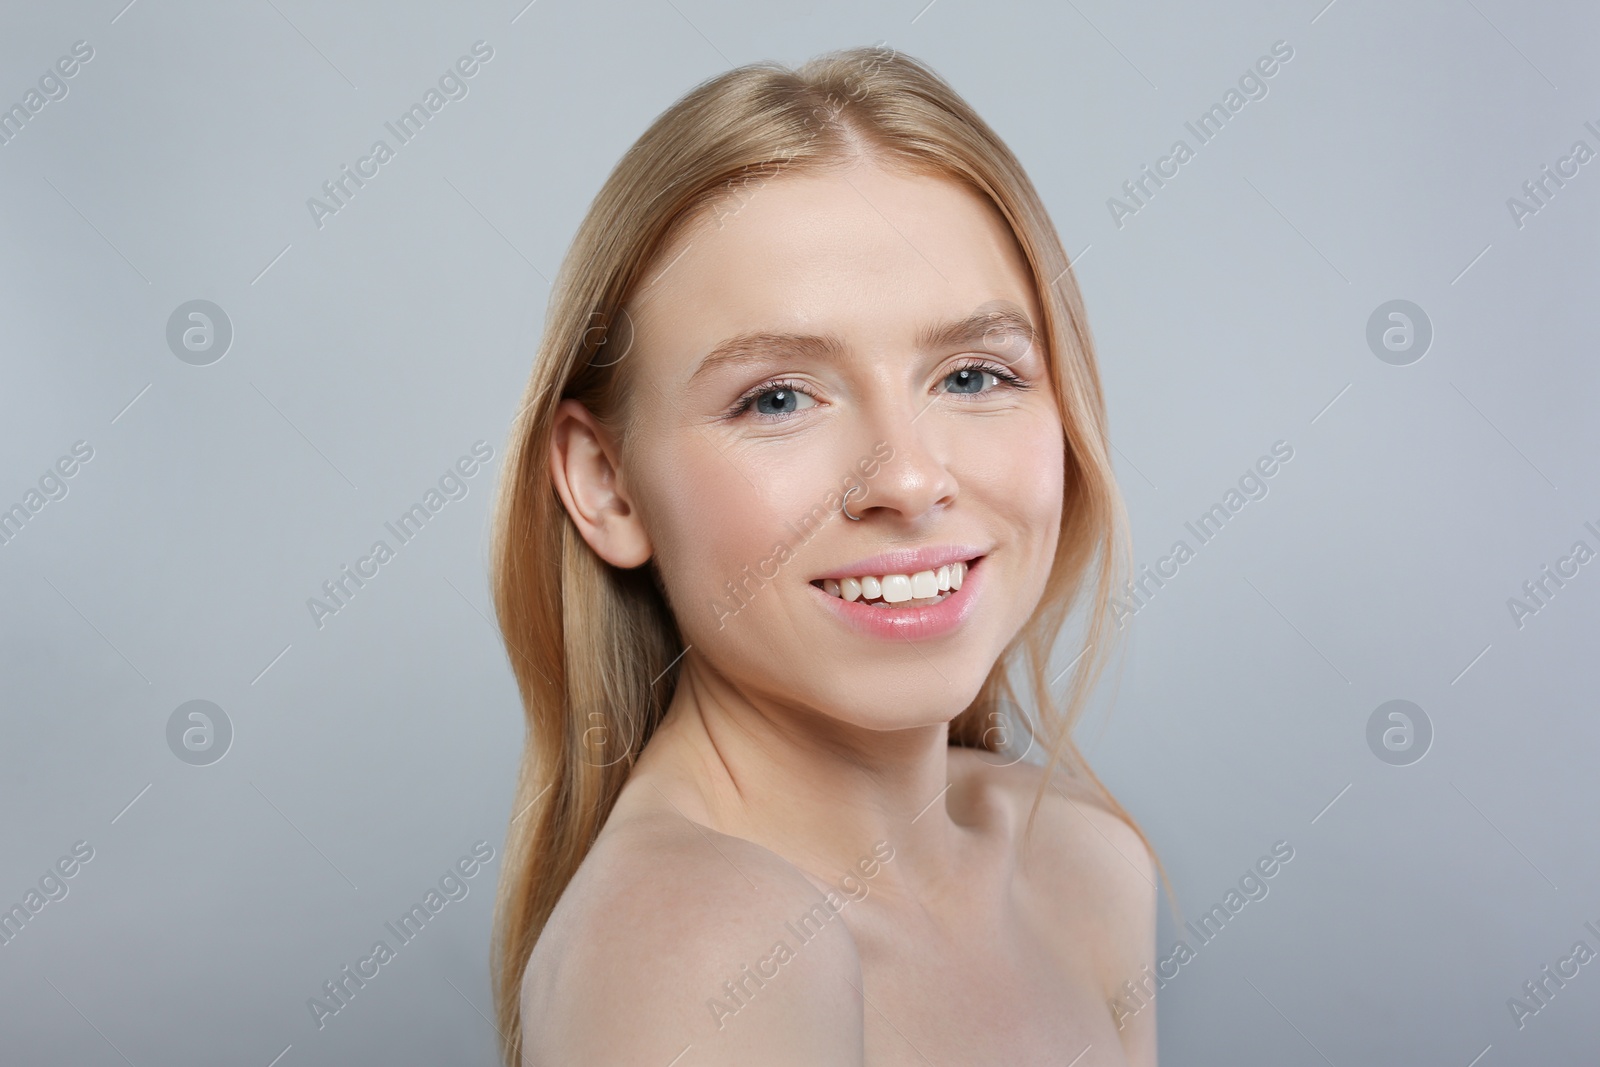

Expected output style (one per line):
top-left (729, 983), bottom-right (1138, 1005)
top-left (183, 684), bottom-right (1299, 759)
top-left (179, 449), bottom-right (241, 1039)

top-left (725, 360), bottom-right (1028, 421)
top-left (732, 380), bottom-right (819, 420)
top-left (945, 360), bottom-right (1026, 396)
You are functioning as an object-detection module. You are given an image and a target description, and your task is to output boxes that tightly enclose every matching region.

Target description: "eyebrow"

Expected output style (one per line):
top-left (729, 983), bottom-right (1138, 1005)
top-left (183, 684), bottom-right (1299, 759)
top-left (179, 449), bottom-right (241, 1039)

top-left (686, 300), bottom-right (1038, 385)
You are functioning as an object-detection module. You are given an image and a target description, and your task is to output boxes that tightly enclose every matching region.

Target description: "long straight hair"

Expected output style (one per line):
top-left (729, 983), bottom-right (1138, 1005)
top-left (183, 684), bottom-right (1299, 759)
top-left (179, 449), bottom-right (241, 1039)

top-left (488, 45), bottom-right (1151, 1066)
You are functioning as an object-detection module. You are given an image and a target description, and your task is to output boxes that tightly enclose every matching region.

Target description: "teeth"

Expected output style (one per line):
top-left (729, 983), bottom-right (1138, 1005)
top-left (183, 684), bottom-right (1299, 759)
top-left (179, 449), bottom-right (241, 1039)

top-left (816, 560), bottom-right (970, 605)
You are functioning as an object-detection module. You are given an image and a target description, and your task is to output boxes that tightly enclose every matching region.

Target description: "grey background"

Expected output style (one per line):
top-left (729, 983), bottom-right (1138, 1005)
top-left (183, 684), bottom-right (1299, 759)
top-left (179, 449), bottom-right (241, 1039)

top-left (2, 0), bottom-right (1595, 1064)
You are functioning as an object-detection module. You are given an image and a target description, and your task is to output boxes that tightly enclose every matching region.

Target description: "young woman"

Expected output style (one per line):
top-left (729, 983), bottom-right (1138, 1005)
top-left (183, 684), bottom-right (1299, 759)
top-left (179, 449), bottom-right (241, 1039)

top-left (489, 46), bottom-right (1159, 1066)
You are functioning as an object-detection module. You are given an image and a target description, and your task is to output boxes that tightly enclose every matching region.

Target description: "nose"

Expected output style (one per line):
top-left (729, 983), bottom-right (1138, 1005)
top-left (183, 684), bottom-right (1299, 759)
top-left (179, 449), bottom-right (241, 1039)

top-left (843, 397), bottom-right (958, 523)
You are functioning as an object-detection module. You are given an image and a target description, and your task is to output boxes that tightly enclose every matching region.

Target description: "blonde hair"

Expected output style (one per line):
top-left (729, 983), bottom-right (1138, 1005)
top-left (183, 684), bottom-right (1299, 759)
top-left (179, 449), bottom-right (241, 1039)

top-left (488, 44), bottom-right (1152, 1066)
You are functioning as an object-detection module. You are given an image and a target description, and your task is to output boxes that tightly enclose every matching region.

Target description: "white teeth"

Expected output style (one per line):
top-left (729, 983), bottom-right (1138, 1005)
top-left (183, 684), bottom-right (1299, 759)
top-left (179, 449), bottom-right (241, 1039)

top-left (816, 560), bottom-right (971, 605)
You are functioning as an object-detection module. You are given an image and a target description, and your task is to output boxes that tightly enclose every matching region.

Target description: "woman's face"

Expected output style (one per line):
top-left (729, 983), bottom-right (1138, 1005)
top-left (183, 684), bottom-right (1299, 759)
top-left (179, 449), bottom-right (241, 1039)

top-left (568, 161), bottom-right (1065, 732)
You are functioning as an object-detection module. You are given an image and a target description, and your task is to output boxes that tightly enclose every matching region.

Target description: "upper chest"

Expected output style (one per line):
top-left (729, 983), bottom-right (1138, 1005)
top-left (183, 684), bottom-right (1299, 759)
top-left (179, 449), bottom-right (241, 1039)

top-left (834, 851), bottom-right (1131, 1066)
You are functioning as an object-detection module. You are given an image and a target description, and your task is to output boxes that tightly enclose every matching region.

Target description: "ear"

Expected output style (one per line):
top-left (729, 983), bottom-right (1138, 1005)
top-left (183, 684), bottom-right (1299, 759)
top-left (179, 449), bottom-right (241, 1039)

top-left (548, 398), bottom-right (653, 569)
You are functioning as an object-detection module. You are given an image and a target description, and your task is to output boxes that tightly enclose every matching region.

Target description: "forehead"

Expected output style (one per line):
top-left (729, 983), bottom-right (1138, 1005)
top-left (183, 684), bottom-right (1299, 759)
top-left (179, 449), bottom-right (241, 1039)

top-left (627, 163), bottom-right (1042, 378)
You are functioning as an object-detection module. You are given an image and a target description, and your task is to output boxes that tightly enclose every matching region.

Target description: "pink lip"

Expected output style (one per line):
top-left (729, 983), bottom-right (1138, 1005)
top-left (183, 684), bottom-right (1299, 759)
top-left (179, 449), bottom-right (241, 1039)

top-left (811, 544), bottom-right (988, 582)
top-left (811, 555), bottom-right (985, 641)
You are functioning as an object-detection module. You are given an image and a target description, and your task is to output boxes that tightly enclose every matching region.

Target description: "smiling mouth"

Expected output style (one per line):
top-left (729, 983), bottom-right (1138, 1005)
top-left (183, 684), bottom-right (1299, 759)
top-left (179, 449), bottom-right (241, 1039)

top-left (809, 557), bottom-right (981, 608)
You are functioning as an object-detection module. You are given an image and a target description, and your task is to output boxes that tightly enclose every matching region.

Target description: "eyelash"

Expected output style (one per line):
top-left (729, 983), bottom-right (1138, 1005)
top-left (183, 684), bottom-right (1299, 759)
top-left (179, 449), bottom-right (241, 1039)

top-left (724, 358), bottom-right (1031, 421)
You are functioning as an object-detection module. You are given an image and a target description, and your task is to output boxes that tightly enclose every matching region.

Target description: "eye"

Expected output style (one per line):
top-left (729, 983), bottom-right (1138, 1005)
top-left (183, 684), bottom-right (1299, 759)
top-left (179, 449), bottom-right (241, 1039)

top-left (729, 379), bottom-right (820, 420)
top-left (943, 359), bottom-right (1028, 397)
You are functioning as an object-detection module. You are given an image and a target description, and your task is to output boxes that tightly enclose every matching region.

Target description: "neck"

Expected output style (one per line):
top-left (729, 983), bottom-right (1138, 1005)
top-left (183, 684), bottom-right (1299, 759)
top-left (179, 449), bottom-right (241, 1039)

top-left (634, 656), bottom-right (974, 902)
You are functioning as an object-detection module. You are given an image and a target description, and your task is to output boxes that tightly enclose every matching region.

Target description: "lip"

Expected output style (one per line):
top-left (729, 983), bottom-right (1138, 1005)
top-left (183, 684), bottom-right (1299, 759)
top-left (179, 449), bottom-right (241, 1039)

top-left (811, 554), bottom-right (986, 641)
top-left (811, 544), bottom-right (989, 583)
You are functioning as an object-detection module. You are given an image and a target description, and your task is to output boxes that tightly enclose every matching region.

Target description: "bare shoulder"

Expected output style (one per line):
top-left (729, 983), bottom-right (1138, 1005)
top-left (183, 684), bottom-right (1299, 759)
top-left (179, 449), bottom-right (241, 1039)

top-left (520, 808), bottom-right (864, 1066)
top-left (950, 746), bottom-right (1155, 903)
top-left (950, 747), bottom-right (1158, 1059)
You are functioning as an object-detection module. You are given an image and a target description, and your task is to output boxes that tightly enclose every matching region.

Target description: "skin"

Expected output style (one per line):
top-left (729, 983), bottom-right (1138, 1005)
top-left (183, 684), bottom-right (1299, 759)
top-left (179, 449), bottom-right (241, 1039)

top-left (527, 159), bottom-right (1157, 1065)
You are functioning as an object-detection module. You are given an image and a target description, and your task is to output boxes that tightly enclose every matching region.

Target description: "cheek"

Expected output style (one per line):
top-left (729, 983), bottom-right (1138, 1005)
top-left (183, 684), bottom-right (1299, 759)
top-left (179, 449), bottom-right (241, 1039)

top-left (968, 408), bottom-right (1064, 522)
top-left (636, 437), bottom-right (822, 630)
